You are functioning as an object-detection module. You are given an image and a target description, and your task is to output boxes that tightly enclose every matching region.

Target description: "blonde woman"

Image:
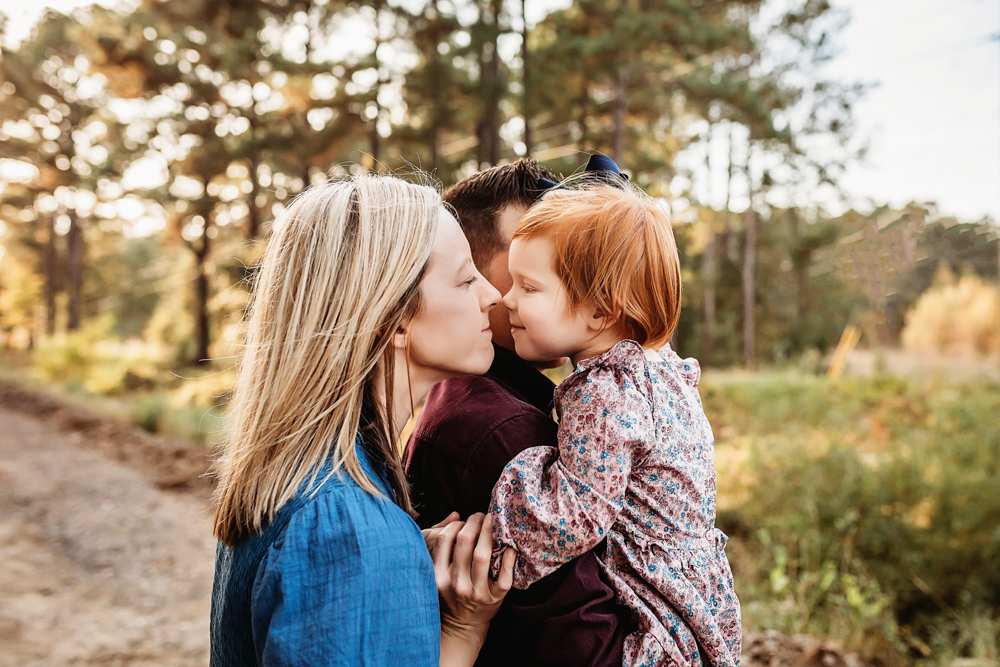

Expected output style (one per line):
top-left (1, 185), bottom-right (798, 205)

top-left (210, 173), bottom-right (517, 667)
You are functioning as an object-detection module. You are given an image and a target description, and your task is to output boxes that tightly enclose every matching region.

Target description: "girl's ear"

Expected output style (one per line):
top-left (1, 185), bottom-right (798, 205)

top-left (585, 305), bottom-right (621, 333)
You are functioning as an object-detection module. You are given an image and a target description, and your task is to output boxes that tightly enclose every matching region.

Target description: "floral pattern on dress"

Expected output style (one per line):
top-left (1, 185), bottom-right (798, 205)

top-left (489, 339), bottom-right (741, 667)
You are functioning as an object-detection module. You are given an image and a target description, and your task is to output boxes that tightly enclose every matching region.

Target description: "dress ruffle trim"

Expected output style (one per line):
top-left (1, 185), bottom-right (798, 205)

top-left (570, 339), bottom-right (702, 391)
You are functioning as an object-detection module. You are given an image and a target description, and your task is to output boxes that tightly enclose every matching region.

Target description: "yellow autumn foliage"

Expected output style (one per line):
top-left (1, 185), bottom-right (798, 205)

top-left (901, 268), bottom-right (1000, 355)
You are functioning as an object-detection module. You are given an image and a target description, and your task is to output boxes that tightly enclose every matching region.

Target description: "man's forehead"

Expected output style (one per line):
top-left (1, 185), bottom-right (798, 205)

top-left (496, 204), bottom-right (531, 243)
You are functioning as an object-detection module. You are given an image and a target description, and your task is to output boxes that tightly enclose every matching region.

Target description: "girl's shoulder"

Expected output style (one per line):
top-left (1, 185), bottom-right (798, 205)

top-left (654, 344), bottom-right (702, 389)
top-left (574, 338), bottom-right (647, 377)
top-left (559, 339), bottom-right (650, 400)
top-left (557, 340), bottom-right (703, 402)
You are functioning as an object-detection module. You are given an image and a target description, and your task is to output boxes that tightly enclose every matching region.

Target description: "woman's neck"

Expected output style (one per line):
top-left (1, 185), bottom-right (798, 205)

top-left (389, 347), bottom-right (438, 441)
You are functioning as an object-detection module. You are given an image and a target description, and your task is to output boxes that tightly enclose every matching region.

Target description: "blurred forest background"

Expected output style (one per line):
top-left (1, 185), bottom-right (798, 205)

top-left (0, 0), bottom-right (998, 665)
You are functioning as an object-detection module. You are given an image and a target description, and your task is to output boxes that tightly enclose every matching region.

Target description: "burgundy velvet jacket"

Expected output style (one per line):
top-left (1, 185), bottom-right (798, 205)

top-left (404, 344), bottom-right (632, 667)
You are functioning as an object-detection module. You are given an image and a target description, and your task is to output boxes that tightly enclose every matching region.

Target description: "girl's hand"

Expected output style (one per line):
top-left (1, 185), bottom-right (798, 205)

top-left (433, 512), bottom-right (517, 667)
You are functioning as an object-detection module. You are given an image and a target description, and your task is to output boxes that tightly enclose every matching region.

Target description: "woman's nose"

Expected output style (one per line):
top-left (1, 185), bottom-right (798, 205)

top-left (480, 278), bottom-right (501, 311)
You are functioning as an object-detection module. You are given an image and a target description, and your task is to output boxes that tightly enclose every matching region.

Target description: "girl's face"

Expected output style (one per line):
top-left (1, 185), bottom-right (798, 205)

top-left (502, 235), bottom-right (602, 364)
top-left (405, 209), bottom-right (501, 384)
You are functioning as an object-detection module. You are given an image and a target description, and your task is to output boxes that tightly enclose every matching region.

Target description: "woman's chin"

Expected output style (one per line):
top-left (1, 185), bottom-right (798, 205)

top-left (465, 343), bottom-right (496, 376)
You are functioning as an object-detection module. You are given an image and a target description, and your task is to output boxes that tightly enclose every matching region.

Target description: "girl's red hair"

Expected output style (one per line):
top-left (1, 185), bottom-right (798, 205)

top-left (514, 185), bottom-right (681, 348)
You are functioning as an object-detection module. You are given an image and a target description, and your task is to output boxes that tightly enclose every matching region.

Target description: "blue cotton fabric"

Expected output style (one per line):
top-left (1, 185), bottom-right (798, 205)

top-left (210, 442), bottom-right (440, 666)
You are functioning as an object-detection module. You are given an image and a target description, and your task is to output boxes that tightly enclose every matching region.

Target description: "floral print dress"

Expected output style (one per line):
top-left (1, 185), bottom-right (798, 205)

top-left (489, 340), bottom-right (741, 667)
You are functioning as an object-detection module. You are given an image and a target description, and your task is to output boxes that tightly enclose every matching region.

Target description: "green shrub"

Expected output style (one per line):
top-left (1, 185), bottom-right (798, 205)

top-left (706, 371), bottom-right (1000, 665)
top-left (129, 393), bottom-right (167, 434)
top-left (32, 315), bottom-right (112, 386)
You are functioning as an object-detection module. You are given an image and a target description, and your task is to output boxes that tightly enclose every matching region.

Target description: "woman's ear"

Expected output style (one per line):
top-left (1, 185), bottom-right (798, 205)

top-left (392, 325), bottom-right (409, 350)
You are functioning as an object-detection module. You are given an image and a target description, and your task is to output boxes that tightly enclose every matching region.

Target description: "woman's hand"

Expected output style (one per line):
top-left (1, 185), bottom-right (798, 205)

top-left (432, 512), bottom-right (517, 667)
top-left (422, 511), bottom-right (461, 554)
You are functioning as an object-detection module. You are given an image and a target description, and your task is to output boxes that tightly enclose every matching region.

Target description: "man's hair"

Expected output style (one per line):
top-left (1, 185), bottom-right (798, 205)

top-left (443, 159), bottom-right (557, 273)
top-left (514, 184), bottom-right (682, 349)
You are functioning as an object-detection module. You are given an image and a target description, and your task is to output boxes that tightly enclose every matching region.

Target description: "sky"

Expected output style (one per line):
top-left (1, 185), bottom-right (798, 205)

top-left (2, 0), bottom-right (998, 224)
top-left (827, 0), bottom-right (999, 223)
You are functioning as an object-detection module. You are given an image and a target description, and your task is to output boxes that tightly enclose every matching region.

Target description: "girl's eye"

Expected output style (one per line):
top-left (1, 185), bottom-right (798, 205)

top-left (522, 285), bottom-right (537, 294)
top-left (463, 276), bottom-right (478, 286)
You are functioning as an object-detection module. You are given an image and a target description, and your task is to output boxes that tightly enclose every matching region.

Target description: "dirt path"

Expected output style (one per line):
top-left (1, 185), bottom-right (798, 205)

top-left (0, 402), bottom-right (215, 666)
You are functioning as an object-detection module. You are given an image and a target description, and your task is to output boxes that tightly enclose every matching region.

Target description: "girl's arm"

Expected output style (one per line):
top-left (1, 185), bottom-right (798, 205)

top-left (488, 363), bottom-right (653, 588)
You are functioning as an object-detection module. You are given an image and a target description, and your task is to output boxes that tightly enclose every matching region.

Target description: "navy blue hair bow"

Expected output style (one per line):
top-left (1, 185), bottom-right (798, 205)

top-left (538, 153), bottom-right (630, 191)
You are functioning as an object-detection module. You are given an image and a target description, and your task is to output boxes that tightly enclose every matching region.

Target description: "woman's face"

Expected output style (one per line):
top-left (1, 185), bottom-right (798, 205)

top-left (405, 208), bottom-right (501, 385)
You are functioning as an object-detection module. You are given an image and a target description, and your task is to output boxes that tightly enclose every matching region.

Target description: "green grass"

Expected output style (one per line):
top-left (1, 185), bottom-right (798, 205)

top-left (704, 370), bottom-right (1000, 665)
top-left (1, 345), bottom-right (229, 446)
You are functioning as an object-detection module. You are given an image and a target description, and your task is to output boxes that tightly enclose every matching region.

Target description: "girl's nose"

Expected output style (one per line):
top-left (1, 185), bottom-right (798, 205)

top-left (501, 288), bottom-right (515, 311)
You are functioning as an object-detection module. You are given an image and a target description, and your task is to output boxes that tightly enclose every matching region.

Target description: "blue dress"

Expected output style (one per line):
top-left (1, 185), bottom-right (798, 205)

top-left (210, 442), bottom-right (440, 666)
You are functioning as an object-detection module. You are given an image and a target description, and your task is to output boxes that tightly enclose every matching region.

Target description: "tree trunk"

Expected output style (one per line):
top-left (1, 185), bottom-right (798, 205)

top-left (66, 212), bottom-right (84, 331)
top-left (790, 209), bottom-right (808, 335)
top-left (520, 0), bottom-right (531, 156)
top-left (369, 115), bottom-right (381, 165)
top-left (193, 238), bottom-right (211, 366)
top-left (702, 123), bottom-right (717, 365)
top-left (44, 214), bottom-right (58, 336)
top-left (429, 0), bottom-right (443, 165)
top-left (703, 228), bottom-right (717, 365)
top-left (477, 0), bottom-right (502, 166)
top-left (484, 45), bottom-right (501, 164)
top-left (612, 67), bottom-right (627, 165)
top-left (742, 199), bottom-right (757, 367)
top-left (246, 150), bottom-right (262, 239)
top-left (369, 1), bottom-right (384, 164)
top-left (186, 208), bottom-right (213, 366)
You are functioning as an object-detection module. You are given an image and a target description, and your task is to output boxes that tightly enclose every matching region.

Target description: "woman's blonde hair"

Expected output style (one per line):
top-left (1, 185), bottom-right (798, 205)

top-left (212, 172), bottom-right (439, 546)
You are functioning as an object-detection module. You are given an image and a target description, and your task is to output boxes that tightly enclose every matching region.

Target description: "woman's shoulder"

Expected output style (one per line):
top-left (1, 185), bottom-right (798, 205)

top-left (270, 444), bottom-right (423, 557)
top-left (288, 473), bottom-right (418, 545)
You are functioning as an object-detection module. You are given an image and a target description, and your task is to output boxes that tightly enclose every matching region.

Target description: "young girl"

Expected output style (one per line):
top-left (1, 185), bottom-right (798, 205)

top-left (488, 184), bottom-right (741, 667)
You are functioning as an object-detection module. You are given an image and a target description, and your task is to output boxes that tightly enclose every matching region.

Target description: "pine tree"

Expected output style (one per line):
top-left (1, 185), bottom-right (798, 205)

top-left (0, 9), bottom-right (123, 334)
